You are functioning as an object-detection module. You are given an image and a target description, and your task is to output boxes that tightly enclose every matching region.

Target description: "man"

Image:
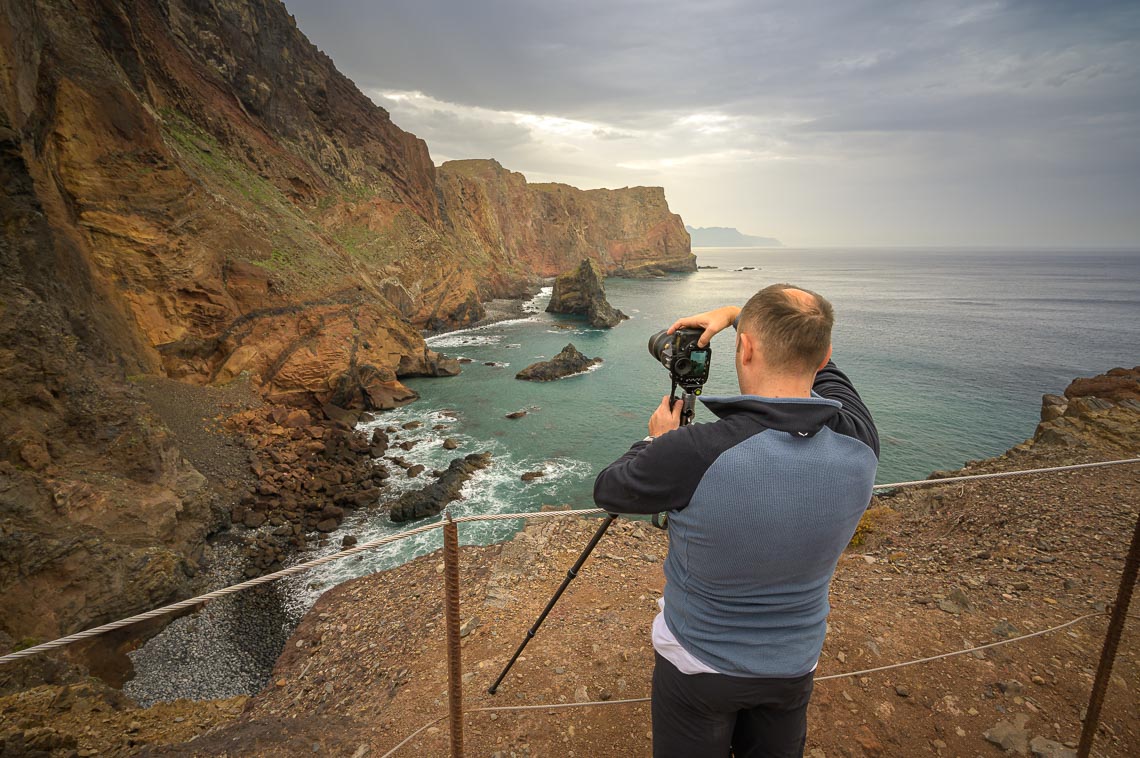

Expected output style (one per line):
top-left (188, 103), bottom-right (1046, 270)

top-left (593, 284), bottom-right (879, 757)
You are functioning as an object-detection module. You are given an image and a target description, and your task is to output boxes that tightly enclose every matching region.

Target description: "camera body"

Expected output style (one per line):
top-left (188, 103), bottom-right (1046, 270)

top-left (647, 327), bottom-right (712, 392)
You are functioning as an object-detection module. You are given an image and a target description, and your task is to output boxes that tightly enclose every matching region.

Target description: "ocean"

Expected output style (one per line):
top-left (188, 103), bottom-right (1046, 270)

top-left (126, 247), bottom-right (1139, 702)
top-left (288, 247), bottom-right (1139, 598)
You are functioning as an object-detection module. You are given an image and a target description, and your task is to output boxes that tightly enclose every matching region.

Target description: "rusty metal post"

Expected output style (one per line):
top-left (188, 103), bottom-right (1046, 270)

top-left (1078, 508), bottom-right (1140, 758)
top-left (443, 513), bottom-right (464, 758)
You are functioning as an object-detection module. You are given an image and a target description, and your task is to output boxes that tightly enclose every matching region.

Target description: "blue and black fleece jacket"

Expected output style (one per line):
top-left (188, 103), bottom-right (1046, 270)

top-left (593, 362), bottom-right (879, 678)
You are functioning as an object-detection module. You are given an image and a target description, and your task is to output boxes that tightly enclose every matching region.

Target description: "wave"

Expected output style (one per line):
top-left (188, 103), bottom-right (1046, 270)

top-left (425, 316), bottom-right (545, 348)
top-left (522, 286), bottom-right (554, 314)
top-left (279, 403), bottom-right (593, 614)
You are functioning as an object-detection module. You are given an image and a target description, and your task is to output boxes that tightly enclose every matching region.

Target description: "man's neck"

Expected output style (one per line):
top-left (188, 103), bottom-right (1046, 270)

top-left (739, 374), bottom-right (815, 399)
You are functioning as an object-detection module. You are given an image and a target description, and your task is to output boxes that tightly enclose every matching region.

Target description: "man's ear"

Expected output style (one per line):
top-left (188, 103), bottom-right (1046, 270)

top-left (738, 331), bottom-right (756, 366)
top-left (816, 345), bottom-right (833, 372)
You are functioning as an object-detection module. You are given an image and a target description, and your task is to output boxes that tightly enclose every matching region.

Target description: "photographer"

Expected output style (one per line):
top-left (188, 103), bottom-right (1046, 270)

top-left (593, 284), bottom-right (879, 757)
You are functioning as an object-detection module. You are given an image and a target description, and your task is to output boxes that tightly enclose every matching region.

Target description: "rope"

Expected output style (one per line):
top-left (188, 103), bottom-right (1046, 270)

top-left (381, 611), bottom-right (1123, 756)
top-left (2, 457), bottom-right (1137, 665)
top-left (872, 457), bottom-right (1140, 490)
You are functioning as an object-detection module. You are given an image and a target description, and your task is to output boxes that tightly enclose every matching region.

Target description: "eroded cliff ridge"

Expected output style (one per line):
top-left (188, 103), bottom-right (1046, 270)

top-left (0, 0), bottom-right (691, 411)
top-left (0, 0), bottom-right (691, 644)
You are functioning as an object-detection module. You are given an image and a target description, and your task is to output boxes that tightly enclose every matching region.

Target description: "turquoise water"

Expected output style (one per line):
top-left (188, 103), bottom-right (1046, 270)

top-left (286, 247), bottom-right (1139, 601)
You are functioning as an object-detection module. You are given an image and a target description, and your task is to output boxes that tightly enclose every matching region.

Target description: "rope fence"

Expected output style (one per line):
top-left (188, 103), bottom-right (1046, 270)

top-left (1, 456), bottom-right (1136, 666)
top-left (379, 611), bottom-right (1140, 758)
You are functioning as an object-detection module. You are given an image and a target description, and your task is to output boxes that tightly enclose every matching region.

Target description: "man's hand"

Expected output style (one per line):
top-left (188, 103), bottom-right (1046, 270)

top-left (667, 305), bottom-right (741, 347)
top-left (649, 395), bottom-right (682, 437)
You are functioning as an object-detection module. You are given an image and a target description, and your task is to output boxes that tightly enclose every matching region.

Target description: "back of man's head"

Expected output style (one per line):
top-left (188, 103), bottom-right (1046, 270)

top-left (738, 284), bottom-right (834, 374)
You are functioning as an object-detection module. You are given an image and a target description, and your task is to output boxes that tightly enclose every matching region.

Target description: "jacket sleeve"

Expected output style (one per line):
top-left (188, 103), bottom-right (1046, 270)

top-left (593, 429), bottom-right (712, 515)
top-left (814, 361), bottom-right (880, 458)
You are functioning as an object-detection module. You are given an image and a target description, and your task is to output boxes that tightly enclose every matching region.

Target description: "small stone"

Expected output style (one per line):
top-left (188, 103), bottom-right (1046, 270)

top-left (1029, 735), bottom-right (1076, 758)
top-left (938, 587), bottom-right (974, 615)
top-left (993, 620), bottom-right (1020, 638)
top-left (984, 714), bottom-right (1030, 754)
top-left (894, 685), bottom-right (909, 697)
top-left (1032, 675), bottom-right (1047, 685)
top-left (174, 716), bottom-right (185, 723)
top-left (931, 739), bottom-right (946, 750)
top-left (276, 679), bottom-right (287, 687)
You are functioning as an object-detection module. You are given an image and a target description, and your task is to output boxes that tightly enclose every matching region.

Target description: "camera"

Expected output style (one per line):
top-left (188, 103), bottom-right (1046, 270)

top-left (647, 327), bottom-right (712, 393)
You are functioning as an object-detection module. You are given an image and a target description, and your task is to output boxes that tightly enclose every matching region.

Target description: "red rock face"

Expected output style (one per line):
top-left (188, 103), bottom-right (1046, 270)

top-left (1064, 367), bottom-right (1140, 403)
top-left (0, 0), bottom-right (692, 642)
top-left (0, 1), bottom-right (691, 408)
top-left (438, 159), bottom-right (695, 278)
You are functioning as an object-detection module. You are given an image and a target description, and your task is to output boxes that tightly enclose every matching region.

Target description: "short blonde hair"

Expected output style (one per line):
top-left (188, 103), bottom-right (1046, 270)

top-left (738, 284), bottom-right (833, 373)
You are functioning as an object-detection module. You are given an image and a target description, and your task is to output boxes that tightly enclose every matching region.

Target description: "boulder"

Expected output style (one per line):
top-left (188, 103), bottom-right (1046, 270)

top-left (388, 453), bottom-right (493, 522)
top-left (1064, 366), bottom-right (1139, 403)
top-left (516, 344), bottom-right (602, 382)
top-left (546, 259), bottom-right (628, 328)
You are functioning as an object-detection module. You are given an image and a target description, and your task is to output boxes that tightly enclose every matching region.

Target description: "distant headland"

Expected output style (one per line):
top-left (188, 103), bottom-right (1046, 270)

top-left (686, 225), bottom-right (783, 247)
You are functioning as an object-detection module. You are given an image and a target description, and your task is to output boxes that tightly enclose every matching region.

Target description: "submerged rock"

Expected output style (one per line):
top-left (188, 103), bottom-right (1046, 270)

top-left (387, 452), bottom-right (493, 522)
top-left (516, 344), bottom-right (602, 382)
top-left (546, 259), bottom-right (628, 328)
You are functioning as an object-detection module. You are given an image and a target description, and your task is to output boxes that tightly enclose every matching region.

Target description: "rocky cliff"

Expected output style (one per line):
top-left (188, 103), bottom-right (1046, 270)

top-left (0, 0), bottom-right (691, 647)
top-left (438, 159), bottom-right (694, 280)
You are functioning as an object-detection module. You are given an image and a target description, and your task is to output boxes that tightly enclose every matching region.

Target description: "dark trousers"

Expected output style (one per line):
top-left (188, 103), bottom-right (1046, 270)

top-left (651, 652), bottom-right (814, 758)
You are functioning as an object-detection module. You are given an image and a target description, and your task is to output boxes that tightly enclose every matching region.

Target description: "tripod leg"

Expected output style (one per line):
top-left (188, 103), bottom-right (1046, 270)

top-left (487, 513), bottom-right (616, 694)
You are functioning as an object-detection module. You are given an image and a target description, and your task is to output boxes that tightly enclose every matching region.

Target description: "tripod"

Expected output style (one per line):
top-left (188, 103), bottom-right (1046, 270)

top-left (488, 389), bottom-right (696, 695)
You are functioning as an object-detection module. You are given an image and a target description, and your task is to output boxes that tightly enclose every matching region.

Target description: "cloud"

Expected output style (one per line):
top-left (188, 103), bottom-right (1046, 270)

top-left (285, 0), bottom-right (1140, 245)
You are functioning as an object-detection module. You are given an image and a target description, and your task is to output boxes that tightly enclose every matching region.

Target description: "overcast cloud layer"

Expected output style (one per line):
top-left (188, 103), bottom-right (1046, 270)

top-left (284, 0), bottom-right (1139, 246)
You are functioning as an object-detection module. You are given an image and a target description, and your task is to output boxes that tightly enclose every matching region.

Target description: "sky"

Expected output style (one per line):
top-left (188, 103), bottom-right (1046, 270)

top-left (283, 0), bottom-right (1140, 247)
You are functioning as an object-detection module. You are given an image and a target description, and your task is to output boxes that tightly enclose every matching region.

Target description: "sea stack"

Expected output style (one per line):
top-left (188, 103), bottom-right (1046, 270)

top-left (546, 259), bottom-right (629, 328)
top-left (516, 344), bottom-right (602, 381)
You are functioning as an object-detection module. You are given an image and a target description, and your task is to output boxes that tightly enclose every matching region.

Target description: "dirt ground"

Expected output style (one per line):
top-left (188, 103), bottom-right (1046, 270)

top-left (144, 447), bottom-right (1137, 758)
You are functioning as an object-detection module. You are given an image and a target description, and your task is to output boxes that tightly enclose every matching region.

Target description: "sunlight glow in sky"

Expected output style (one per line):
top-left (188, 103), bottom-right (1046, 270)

top-left (287, 0), bottom-right (1140, 247)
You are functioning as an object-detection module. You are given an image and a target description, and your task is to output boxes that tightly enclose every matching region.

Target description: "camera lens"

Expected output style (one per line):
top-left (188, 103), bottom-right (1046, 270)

top-left (648, 330), bottom-right (674, 367)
